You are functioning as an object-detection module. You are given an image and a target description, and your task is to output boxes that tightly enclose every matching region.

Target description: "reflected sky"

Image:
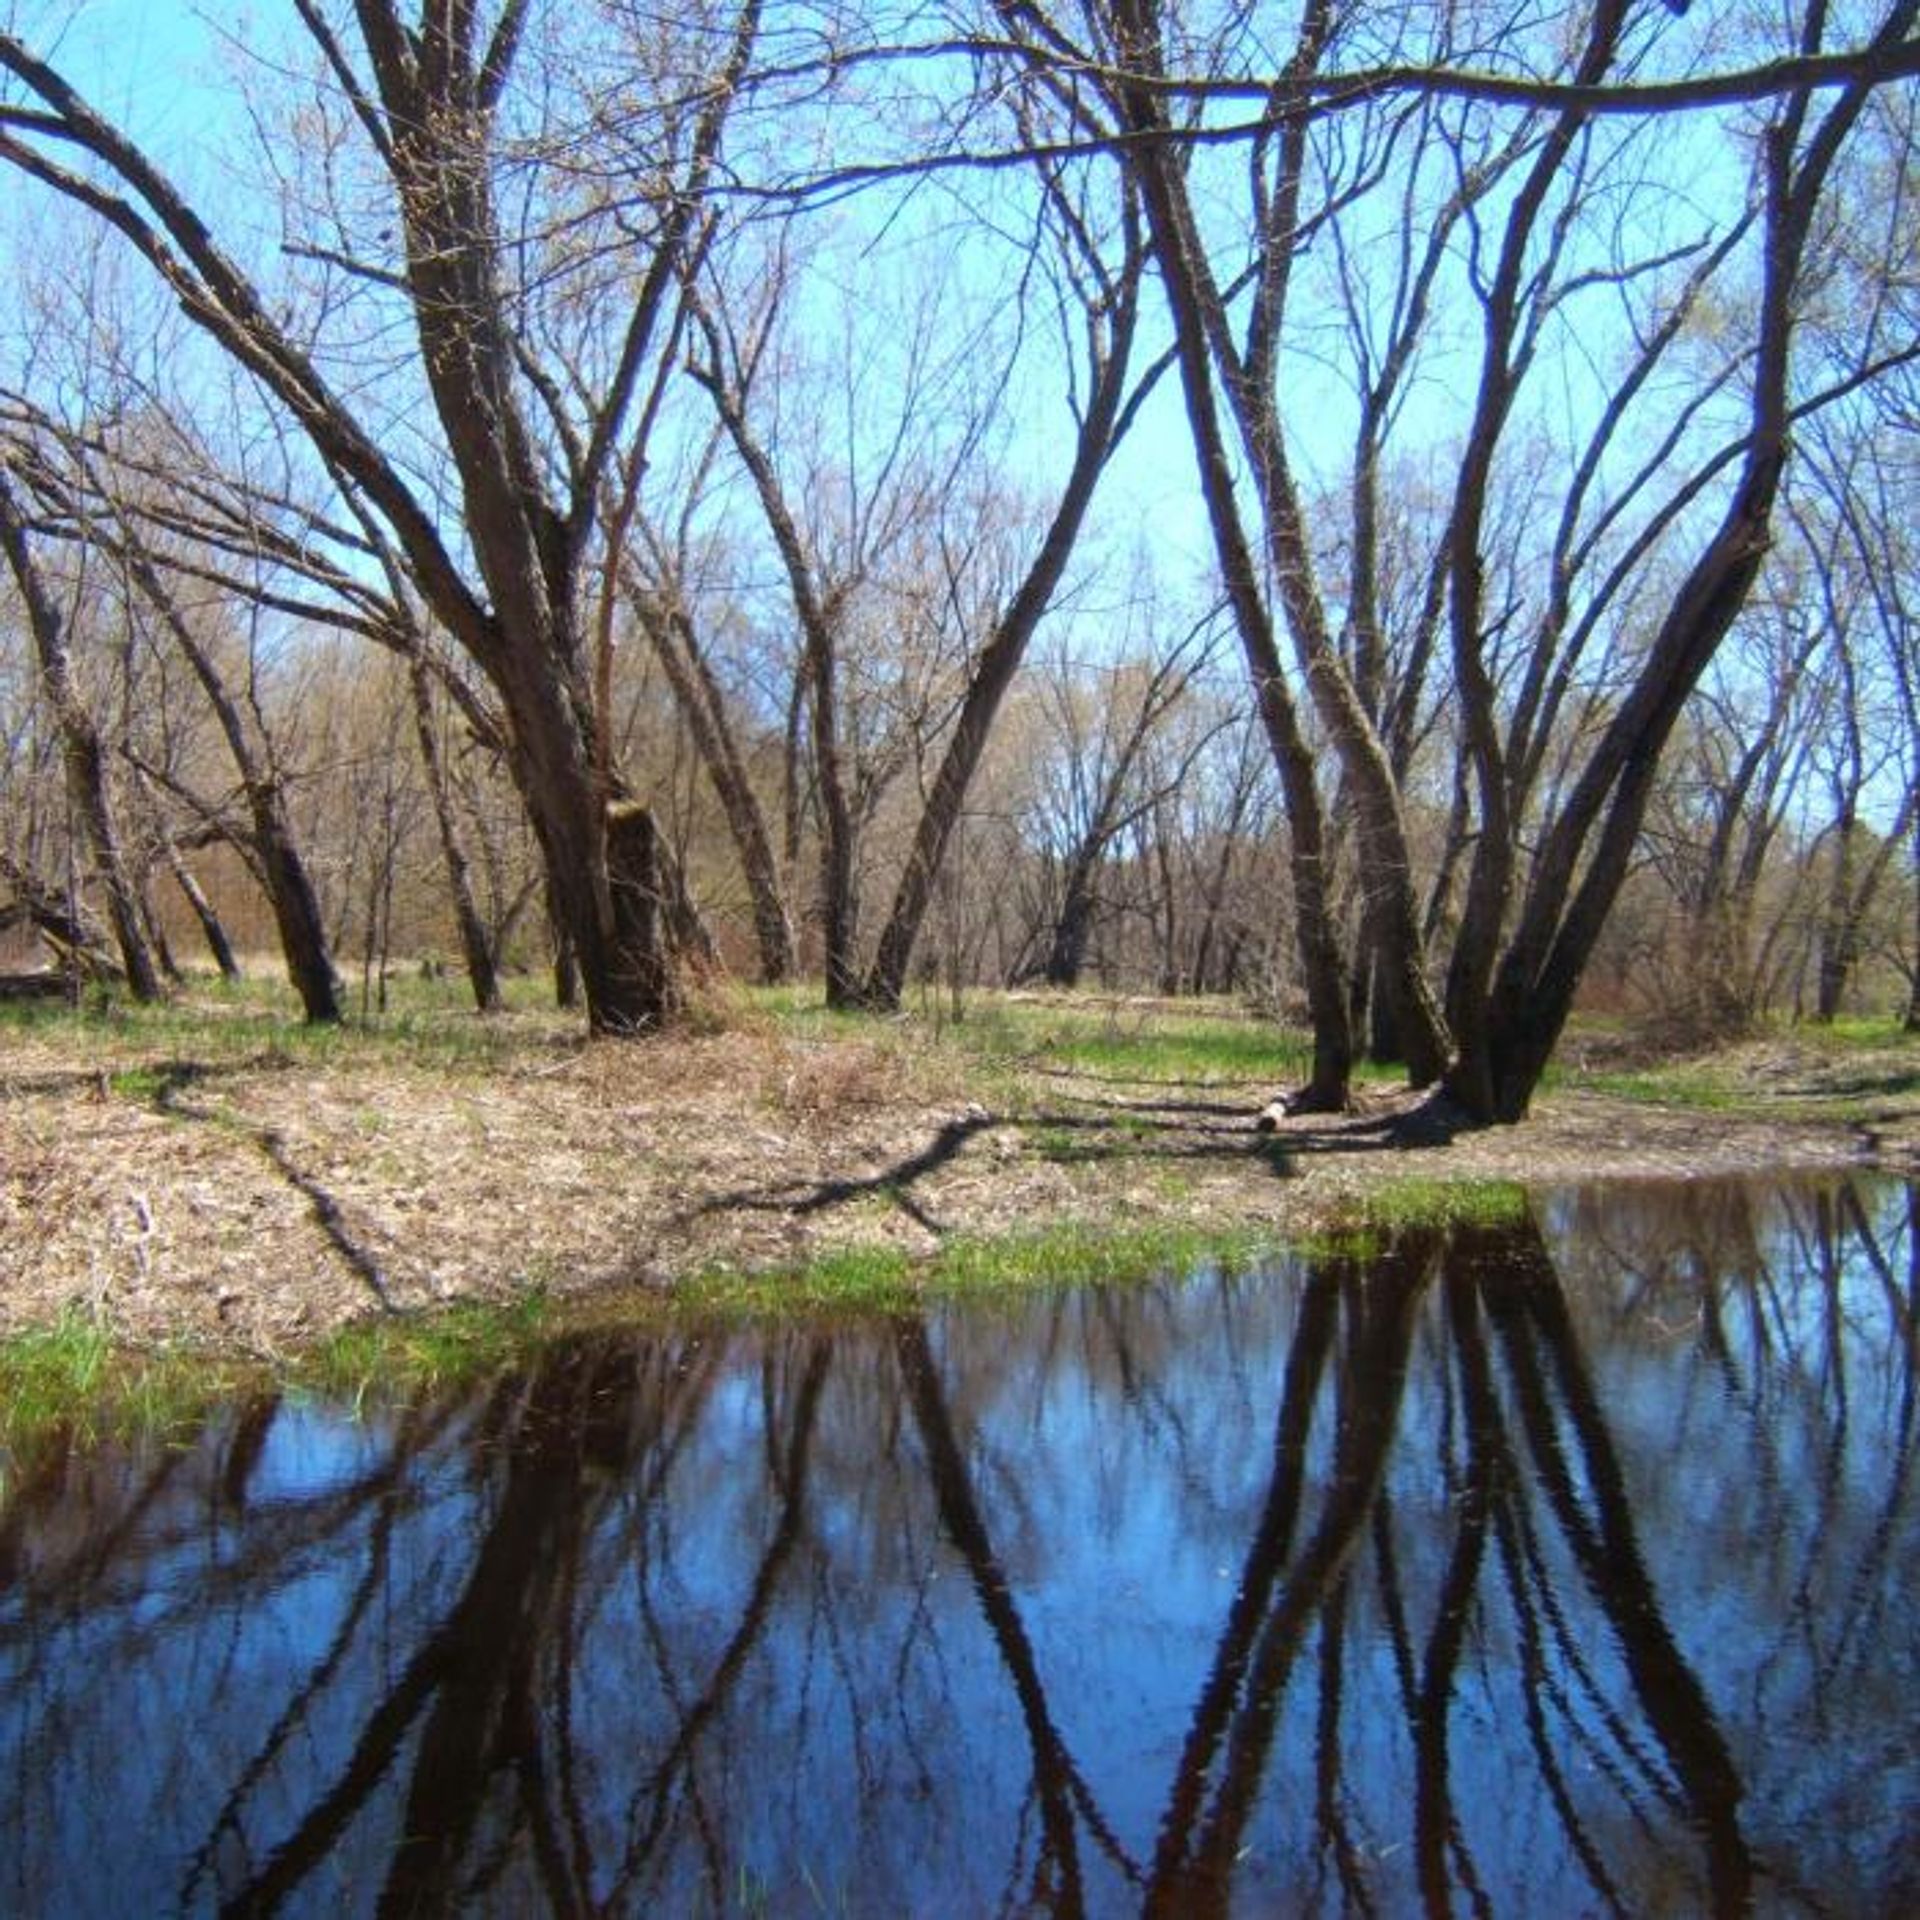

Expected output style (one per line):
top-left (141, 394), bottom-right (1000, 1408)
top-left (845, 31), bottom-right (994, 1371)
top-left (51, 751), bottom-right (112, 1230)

top-left (2, 1176), bottom-right (1916, 1917)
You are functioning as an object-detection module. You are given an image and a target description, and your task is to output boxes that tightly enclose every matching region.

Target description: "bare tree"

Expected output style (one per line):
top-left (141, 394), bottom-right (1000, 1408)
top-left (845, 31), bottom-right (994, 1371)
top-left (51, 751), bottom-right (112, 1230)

top-left (1443, 0), bottom-right (1920, 1116)
top-left (1016, 621), bottom-right (1219, 988)
top-left (0, 2), bottom-right (761, 1031)
top-left (853, 63), bottom-right (1154, 1012)
top-left (1028, 0), bottom-right (1920, 1117)
top-left (0, 463), bottom-right (159, 997)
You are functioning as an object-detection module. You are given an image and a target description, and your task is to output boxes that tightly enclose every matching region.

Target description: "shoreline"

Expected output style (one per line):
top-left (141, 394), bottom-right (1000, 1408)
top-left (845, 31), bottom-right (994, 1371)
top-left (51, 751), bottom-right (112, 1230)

top-left (7, 1004), bottom-right (1914, 1362)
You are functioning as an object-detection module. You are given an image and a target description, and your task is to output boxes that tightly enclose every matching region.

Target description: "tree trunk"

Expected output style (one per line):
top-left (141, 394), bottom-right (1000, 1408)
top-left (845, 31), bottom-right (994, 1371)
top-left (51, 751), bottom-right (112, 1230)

top-left (121, 555), bottom-right (342, 1022)
top-left (1108, 0), bottom-right (1451, 1090)
top-left (548, 879), bottom-right (580, 1011)
top-left (406, 647), bottom-right (502, 1013)
top-left (1043, 859), bottom-right (1098, 989)
top-left (1813, 792), bottom-right (1909, 1023)
top-left (601, 800), bottom-right (677, 1029)
top-left (0, 468), bottom-right (161, 1001)
top-left (639, 589), bottom-right (795, 984)
top-left (1364, 922), bottom-right (1404, 1066)
top-left (145, 794), bottom-right (241, 981)
top-left (1112, 72), bottom-right (1353, 1106)
top-left (1451, 450), bottom-right (1786, 1121)
top-left (856, 242), bottom-right (1145, 1013)
top-left (253, 782), bottom-right (344, 1024)
top-left (1443, 0), bottom-right (1904, 1117)
top-left (135, 865), bottom-right (182, 983)
top-left (817, 724), bottom-right (861, 1010)
top-left (1814, 810), bottom-right (1857, 1022)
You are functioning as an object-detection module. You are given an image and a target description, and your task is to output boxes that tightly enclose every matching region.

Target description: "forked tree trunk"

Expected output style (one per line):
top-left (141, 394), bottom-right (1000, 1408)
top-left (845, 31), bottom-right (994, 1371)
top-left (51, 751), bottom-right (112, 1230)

top-left (1450, 448), bottom-right (1788, 1121)
top-left (1043, 860), bottom-right (1099, 989)
top-left (1108, 0), bottom-right (1451, 1092)
top-left (1444, 0), bottom-right (1912, 1119)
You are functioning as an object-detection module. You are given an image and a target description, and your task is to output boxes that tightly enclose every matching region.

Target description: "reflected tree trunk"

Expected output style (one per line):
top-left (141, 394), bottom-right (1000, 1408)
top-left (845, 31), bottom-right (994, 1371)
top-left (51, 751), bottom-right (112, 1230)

top-left (1148, 1239), bottom-right (1434, 1913)
top-left (1480, 1223), bottom-right (1752, 1913)
top-left (897, 1316), bottom-right (1120, 1914)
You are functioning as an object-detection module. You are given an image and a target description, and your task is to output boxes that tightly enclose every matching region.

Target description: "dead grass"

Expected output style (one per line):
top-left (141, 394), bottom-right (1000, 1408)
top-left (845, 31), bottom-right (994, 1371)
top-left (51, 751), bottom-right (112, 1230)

top-left (2, 983), bottom-right (1914, 1356)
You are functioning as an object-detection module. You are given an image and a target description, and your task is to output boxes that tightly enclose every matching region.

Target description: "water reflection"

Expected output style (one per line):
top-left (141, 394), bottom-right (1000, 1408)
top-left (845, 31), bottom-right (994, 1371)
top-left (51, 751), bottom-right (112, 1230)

top-left (3, 1177), bottom-right (1917, 1916)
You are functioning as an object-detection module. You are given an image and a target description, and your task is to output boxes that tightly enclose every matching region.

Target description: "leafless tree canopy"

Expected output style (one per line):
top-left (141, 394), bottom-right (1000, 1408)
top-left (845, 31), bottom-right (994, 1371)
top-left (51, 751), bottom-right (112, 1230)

top-left (1, 1), bottom-right (1916, 1106)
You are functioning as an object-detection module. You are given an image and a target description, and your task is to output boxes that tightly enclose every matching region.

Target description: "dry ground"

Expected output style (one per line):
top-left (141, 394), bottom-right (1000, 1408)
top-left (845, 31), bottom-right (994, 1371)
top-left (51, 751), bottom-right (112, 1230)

top-left (3, 994), bottom-right (1916, 1355)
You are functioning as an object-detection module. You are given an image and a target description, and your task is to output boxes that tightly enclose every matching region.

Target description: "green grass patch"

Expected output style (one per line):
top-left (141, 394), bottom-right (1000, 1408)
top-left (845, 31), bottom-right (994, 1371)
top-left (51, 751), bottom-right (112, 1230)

top-left (1543, 1013), bottom-right (1918, 1114)
top-left (0, 1291), bottom-right (556, 1478)
top-left (933, 1220), bottom-right (1279, 1292)
top-left (0, 1309), bottom-right (251, 1474)
top-left (296, 1291), bottom-right (554, 1410)
top-left (1301, 1177), bottom-right (1533, 1258)
top-left (908, 994), bottom-right (1298, 1084)
top-left (1563, 1032), bottom-right (1918, 1118)
top-left (1361, 1176), bottom-right (1532, 1231)
top-left (0, 1309), bottom-right (114, 1433)
top-left (106, 1063), bottom-right (170, 1101)
top-left (1570, 1067), bottom-right (1747, 1109)
top-left (684, 1243), bottom-right (918, 1317)
top-left (0, 965), bottom-right (572, 1079)
top-left (665, 1220), bottom-right (1285, 1324)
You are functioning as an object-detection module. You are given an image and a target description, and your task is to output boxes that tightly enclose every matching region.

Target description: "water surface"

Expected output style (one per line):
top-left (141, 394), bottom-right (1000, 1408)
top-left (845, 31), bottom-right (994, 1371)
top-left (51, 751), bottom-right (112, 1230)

top-left (3, 1176), bottom-right (1916, 1915)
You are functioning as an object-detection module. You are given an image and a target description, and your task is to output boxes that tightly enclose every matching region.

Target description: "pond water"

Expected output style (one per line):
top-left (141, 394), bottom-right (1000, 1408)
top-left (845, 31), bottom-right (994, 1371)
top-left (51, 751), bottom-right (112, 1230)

top-left (3, 1176), bottom-right (1917, 1917)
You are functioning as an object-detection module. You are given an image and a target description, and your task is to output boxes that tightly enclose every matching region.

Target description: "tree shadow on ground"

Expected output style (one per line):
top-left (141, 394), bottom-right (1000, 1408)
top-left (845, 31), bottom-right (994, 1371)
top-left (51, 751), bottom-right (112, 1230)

top-left (674, 1085), bottom-right (1483, 1238)
top-left (129, 1056), bottom-right (397, 1313)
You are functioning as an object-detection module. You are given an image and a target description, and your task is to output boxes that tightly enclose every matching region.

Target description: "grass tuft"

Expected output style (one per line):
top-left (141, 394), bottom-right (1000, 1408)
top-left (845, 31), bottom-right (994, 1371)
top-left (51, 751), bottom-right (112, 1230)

top-left (297, 1291), bottom-right (553, 1409)
top-left (0, 1310), bottom-right (249, 1476)
top-left (0, 1291), bottom-right (555, 1476)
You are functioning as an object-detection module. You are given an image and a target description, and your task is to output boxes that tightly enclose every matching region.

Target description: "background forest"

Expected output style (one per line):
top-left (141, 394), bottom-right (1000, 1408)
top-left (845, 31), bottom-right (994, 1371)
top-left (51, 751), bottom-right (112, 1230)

top-left (1, 0), bottom-right (1916, 1121)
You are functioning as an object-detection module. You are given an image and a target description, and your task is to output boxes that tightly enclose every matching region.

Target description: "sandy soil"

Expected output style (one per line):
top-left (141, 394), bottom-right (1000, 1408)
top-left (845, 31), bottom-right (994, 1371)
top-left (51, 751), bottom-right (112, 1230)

top-left (3, 1015), bottom-right (1915, 1355)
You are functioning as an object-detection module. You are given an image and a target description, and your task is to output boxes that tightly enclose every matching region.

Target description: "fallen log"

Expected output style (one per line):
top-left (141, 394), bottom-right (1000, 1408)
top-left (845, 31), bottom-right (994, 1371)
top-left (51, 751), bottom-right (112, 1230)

top-left (0, 970), bottom-right (70, 1001)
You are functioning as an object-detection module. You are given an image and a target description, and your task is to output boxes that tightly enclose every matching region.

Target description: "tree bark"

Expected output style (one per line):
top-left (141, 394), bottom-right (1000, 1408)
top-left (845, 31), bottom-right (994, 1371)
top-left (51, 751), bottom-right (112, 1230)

top-left (1042, 855), bottom-right (1100, 989)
